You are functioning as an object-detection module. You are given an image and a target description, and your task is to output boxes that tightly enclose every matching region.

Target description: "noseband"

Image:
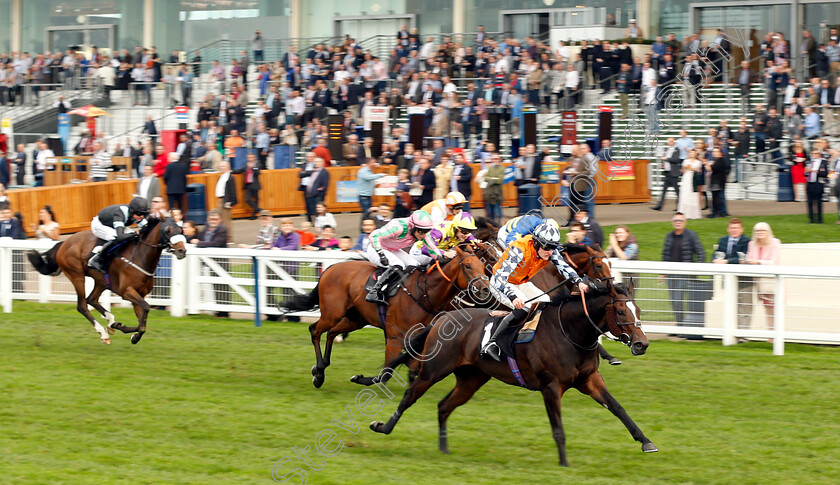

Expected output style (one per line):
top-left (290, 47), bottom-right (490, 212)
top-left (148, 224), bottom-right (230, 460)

top-left (557, 291), bottom-right (642, 350)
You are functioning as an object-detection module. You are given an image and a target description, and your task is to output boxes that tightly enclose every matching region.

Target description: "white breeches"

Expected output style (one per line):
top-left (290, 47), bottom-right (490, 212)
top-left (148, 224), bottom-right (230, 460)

top-left (91, 217), bottom-right (117, 241)
top-left (365, 245), bottom-right (421, 269)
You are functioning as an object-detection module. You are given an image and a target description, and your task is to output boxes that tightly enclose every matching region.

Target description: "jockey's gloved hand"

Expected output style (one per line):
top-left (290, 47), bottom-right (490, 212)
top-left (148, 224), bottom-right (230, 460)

top-left (115, 225), bottom-right (125, 238)
top-left (378, 252), bottom-right (389, 267)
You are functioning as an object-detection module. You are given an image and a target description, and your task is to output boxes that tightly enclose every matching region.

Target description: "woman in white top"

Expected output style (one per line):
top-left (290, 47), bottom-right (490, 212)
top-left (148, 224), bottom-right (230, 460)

top-left (745, 222), bottom-right (782, 336)
top-left (678, 149), bottom-right (702, 219)
top-left (313, 202), bottom-right (337, 232)
top-left (33, 205), bottom-right (60, 240)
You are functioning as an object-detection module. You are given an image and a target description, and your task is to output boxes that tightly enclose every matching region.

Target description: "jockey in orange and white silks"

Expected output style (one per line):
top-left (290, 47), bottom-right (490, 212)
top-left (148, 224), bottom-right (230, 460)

top-left (480, 219), bottom-right (588, 361)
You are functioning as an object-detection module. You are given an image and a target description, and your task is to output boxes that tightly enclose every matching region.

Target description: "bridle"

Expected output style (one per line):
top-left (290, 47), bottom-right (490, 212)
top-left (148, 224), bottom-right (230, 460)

top-left (122, 218), bottom-right (186, 277)
top-left (557, 285), bottom-right (643, 350)
top-left (411, 245), bottom-right (489, 312)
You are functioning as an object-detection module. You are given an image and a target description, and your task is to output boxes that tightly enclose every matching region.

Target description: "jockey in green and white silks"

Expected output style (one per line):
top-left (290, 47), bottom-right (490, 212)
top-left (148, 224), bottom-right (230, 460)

top-left (365, 210), bottom-right (441, 305)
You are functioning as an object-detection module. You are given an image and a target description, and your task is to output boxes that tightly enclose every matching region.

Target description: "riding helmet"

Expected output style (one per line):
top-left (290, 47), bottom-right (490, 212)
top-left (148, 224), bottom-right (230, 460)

top-left (129, 197), bottom-right (151, 216)
top-left (451, 212), bottom-right (477, 232)
top-left (444, 191), bottom-right (467, 206)
top-left (532, 219), bottom-right (562, 249)
top-left (409, 210), bottom-right (435, 230)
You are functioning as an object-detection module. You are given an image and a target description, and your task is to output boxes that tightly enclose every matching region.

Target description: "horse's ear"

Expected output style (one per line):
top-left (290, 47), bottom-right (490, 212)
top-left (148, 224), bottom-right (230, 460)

top-left (628, 277), bottom-right (635, 294)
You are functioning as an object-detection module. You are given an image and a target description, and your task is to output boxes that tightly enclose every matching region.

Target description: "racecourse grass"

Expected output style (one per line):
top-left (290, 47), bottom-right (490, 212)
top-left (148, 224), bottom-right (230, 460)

top-left (2, 302), bottom-right (839, 484)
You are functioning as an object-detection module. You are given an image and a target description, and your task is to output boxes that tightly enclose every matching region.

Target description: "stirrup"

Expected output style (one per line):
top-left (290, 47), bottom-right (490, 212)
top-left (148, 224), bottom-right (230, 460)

top-left (480, 341), bottom-right (501, 361)
top-left (365, 290), bottom-right (387, 305)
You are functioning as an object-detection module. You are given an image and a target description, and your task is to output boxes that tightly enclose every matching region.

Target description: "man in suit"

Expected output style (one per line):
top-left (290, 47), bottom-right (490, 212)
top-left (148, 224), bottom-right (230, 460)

top-left (142, 116), bottom-right (158, 146)
top-left (304, 157), bottom-right (329, 222)
top-left (458, 98), bottom-right (479, 146)
top-left (136, 164), bottom-right (161, 201)
top-left (163, 155), bottom-right (188, 212)
top-left (13, 144), bottom-right (26, 186)
top-left (734, 61), bottom-right (756, 115)
top-left (342, 134), bottom-right (361, 166)
top-left (653, 137), bottom-right (681, 211)
top-left (215, 161), bottom-right (237, 243)
top-left (712, 218), bottom-right (752, 330)
top-left (450, 153), bottom-right (473, 212)
top-left (662, 213), bottom-right (705, 334)
top-left (805, 148), bottom-right (830, 223)
top-left (234, 152), bottom-right (261, 219)
top-left (0, 152), bottom-right (9, 187)
top-left (282, 46), bottom-right (299, 71)
top-left (191, 209), bottom-right (230, 316)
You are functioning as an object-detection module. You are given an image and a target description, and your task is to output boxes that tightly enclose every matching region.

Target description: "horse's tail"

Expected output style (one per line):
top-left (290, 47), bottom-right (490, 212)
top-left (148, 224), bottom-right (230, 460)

top-left (386, 324), bottom-right (435, 370)
top-left (280, 283), bottom-right (320, 312)
top-left (26, 243), bottom-right (63, 276)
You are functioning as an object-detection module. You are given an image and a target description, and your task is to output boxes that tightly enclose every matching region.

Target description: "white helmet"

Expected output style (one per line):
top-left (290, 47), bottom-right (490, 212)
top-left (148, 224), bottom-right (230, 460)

top-left (532, 219), bottom-right (562, 250)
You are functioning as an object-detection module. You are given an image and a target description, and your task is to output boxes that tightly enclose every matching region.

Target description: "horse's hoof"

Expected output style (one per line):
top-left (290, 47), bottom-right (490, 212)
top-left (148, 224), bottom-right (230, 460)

top-left (101, 337), bottom-right (111, 345)
top-left (312, 374), bottom-right (324, 388)
top-left (311, 365), bottom-right (319, 376)
top-left (440, 447), bottom-right (451, 455)
top-left (107, 324), bottom-right (117, 335)
top-left (609, 358), bottom-right (622, 366)
top-left (131, 334), bottom-right (142, 345)
top-left (369, 421), bottom-right (384, 433)
top-left (642, 442), bottom-right (659, 453)
top-left (350, 375), bottom-right (361, 383)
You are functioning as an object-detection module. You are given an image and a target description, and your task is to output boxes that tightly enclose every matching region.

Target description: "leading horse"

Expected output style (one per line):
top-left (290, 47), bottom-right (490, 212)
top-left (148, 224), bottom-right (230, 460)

top-left (27, 217), bottom-right (187, 344)
top-left (369, 279), bottom-right (657, 466)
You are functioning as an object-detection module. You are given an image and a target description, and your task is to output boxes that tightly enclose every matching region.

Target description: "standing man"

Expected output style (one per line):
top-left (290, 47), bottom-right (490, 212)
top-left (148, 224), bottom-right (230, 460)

top-left (235, 152), bottom-right (261, 219)
top-left (712, 218), bottom-right (752, 330)
top-left (652, 137), bottom-right (681, 211)
top-left (450, 154), bottom-right (473, 213)
top-left (142, 116), bottom-right (158, 146)
top-left (661, 212), bottom-right (705, 331)
top-left (215, 161), bottom-right (237, 243)
top-left (805, 141), bottom-right (829, 223)
top-left (357, 157), bottom-right (384, 222)
top-left (12, 144), bottom-right (26, 186)
top-left (252, 30), bottom-right (264, 63)
top-left (163, 155), bottom-right (188, 211)
top-left (304, 157), bottom-right (329, 222)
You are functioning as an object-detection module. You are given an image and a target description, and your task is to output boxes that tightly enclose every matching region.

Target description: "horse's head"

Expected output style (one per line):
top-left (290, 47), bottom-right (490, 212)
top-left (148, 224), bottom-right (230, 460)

top-left (442, 245), bottom-right (492, 305)
top-left (602, 279), bottom-right (648, 356)
top-left (563, 244), bottom-right (613, 282)
top-left (159, 217), bottom-right (188, 259)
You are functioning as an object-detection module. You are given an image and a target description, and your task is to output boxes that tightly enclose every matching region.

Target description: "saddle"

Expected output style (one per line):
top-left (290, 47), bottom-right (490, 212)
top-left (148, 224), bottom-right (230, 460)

top-left (363, 266), bottom-right (418, 301)
top-left (481, 304), bottom-right (546, 360)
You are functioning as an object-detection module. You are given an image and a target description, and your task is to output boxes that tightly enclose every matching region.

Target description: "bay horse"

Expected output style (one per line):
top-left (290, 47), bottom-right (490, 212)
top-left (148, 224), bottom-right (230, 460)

top-left (26, 217), bottom-right (187, 345)
top-left (281, 245), bottom-right (491, 389)
top-left (369, 279), bottom-right (657, 466)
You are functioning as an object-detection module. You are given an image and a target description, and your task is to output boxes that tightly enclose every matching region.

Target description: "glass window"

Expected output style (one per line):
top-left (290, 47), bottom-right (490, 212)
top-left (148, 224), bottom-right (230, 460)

top-left (0, 0), bottom-right (10, 53)
top-left (21, 0), bottom-right (125, 53)
top-left (464, 0), bottom-right (633, 34)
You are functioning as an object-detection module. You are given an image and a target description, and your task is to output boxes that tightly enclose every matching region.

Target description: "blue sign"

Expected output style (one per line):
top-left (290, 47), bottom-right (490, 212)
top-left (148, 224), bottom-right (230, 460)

top-left (273, 145), bottom-right (295, 169)
top-left (57, 114), bottom-right (70, 153)
top-left (503, 166), bottom-right (516, 184)
top-left (336, 180), bottom-right (358, 203)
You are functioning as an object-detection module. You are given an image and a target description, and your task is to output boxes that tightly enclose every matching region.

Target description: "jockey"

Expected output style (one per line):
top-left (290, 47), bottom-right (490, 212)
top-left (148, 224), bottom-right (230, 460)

top-left (365, 209), bottom-right (440, 305)
top-left (409, 211), bottom-right (477, 265)
top-left (496, 213), bottom-right (542, 248)
top-left (480, 219), bottom-right (588, 361)
top-left (87, 196), bottom-right (151, 273)
top-left (420, 191), bottom-right (466, 225)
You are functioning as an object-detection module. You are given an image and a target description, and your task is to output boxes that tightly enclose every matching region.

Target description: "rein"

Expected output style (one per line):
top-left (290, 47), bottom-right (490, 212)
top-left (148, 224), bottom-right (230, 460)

top-left (118, 220), bottom-right (176, 278)
top-left (557, 290), bottom-right (641, 350)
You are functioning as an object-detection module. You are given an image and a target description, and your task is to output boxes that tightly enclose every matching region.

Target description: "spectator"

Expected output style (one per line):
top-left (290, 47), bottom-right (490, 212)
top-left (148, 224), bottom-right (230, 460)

top-left (731, 118), bottom-right (751, 182)
top-left (414, 157), bottom-right (436, 206)
top-left (312, 136), bottom-right (332, 166)
top-left (565, 220), bottom-right (594, 246)
top-left (832, 154), bottom-right (840, 224)
top-left (483, 153), bottom-right (505, 224)
top-left (712, 218), bottom-right (752, 330)
top-left (171, 208), bottom-right (184, 227)
top-left (803, 106), bottom-right (821, 140)
top-left (434, 154), bottom-right (454, 200)
top-left (394, 168), bottom-right (413, 218)
top-left (705, 147), bottom-right (729, 218)
top-left (12, 144), bottom-right (26, 186)
top-left (678, 149), bottom-right (702, 220)
top-left (163, 154), bottom-right (188, 211)
top-left (238, 210), bottom-right (277, 249)
top-left (214, 161), bottom-right (236, 243)
top-left (661, 212), bottom-right (705, 331)
top-left (191, 209), bottom-right (227, 247)
top-left (805, 139), bottom-right (830, 223)
top-left (597, 139), bottom-right (614, 161)
top-left (605, 225), bottom-right (639, 261)
top-left (653, 137), bottom-right (681, 211)
top-left (0, 201), bottom-right (24, 239)
top-left (136, 164), bottom-right (160, 201)
top-left (342, 134), bottom-right (361, 166)
top-left (234, 153), bottom-right (262, 219)
top-left (357, 157), bottom-right (384, 220)
top-left (303, 158), bottom-right (329, 222)
top-left (746, 222), bottom-right (781, 337)
top-left (0, 183), bottom-right (7, 203)
top-left (142, 116), bottom-right (158, 145)
top-left (34, 140), bottom-right (54, 187)
top-left (305, 225), bottom-right (339, 250)
top-left (152, 145), bottom-right (169, 177)
top-left (313, 202), bottom-right (337, 232)
top-left (297, 221), bottom-right (317, 247)
top-left (368, 203), bottom-right (393, 228)
top-left (353, 219), bottom-right (377, 251)
top-left (183, 220), bottom-right (198, 240)
top-left (0, 151), bottom-right (8, 188)
top-left (338, 236), bottom-right (354, 251)
top-left (272, 218), bottom-right (301, 250)
top-left (573, 208), bottom-right (603, 248)
top-left (788, 139), bottom-right (808, 202)
top-left (450, 152), bottom-right (473, 212)
top-left (197, 142), bottom-right (223, 172)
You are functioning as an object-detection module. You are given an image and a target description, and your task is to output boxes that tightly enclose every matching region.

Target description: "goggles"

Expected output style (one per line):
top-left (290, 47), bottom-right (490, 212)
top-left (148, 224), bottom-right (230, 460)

top-left (449, 204), bottom-right (464, 211)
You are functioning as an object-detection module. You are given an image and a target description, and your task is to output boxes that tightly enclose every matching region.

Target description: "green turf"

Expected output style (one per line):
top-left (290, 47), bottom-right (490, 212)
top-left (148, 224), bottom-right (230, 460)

top-left (599, 213), bottom-right (840, 262)
top-left (2, 301), bottom-right (839, 484)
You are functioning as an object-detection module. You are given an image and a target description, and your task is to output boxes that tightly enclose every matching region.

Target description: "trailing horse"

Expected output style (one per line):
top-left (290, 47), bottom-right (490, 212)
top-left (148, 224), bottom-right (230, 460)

top-left (27, 217), bottom-right (187, 344)
top-left (369, 279), bottom-right (657, 466)
top-left (281, 245), bottom-right (491, 388)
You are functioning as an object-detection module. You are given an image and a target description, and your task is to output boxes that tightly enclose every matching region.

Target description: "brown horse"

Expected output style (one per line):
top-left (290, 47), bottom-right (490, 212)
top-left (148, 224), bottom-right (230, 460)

top-left (27, 217), bottom-right (187, 344)
top-left (281, 245), bottom-right (491, 388)
top-left (369, 279), bottom-right (656, 466)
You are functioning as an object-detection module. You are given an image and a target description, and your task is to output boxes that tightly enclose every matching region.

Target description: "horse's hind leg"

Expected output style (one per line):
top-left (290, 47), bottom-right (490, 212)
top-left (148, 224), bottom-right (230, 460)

top-left (310, 317), bottom-right (337, 389)
top-left (68, 273), bottom-right (111, 344)
top-left (437, 367), bottom-right (491, 454)
top-left (369, 360), bottom-right (450, 436)
top-left (579, 371), bottom-right (657, 453)
top-left (351, 331), bottom-right (402, 386)
top-left (323, 317), bottom-right (364, 368)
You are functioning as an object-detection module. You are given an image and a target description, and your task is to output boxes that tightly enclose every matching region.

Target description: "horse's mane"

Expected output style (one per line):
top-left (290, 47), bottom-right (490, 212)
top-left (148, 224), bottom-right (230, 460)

top-left (139, 217), bottom-right (162, 237)
top-left (561, 243), bottom-right (589, 254)
top-left (474, 216), bottom-right (499, 231)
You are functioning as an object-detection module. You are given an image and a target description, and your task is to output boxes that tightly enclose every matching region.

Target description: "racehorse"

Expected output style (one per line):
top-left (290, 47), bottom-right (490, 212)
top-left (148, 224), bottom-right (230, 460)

top-left (369, 279), bottom-right (657, 466)
top-left (472, 216), bottom-right (501, 244)
top-left (27, 217), bottom-right (187, 345)
top-left (281, 245), bottom-right (491, 388)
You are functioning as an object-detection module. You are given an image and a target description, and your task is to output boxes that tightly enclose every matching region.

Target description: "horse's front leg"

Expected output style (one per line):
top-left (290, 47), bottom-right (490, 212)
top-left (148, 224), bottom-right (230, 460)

top-left (120, 287), bottom-right (150, 345)
top-left (541, 380), bottom-right (569, 467)
top-left (579, 371), bottom-right (658, 453)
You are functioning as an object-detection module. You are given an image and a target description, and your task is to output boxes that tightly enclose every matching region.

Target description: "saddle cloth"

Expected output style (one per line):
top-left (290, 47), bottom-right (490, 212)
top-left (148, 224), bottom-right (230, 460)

top-left (479, 308), bottom-right (544, 360)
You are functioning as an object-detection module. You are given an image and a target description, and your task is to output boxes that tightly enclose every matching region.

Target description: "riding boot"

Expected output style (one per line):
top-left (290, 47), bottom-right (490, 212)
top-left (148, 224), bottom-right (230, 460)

top-left (87, 240), bottom-right (117, 273)
top-left (365, 266), bottom-right (401, 305)
top-left (480, 308), bottom-right (527, 361)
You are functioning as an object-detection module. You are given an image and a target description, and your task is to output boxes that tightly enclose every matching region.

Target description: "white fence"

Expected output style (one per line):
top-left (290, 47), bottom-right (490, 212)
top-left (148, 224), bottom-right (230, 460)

top-left (2, 239), bottom-right (839, 355)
